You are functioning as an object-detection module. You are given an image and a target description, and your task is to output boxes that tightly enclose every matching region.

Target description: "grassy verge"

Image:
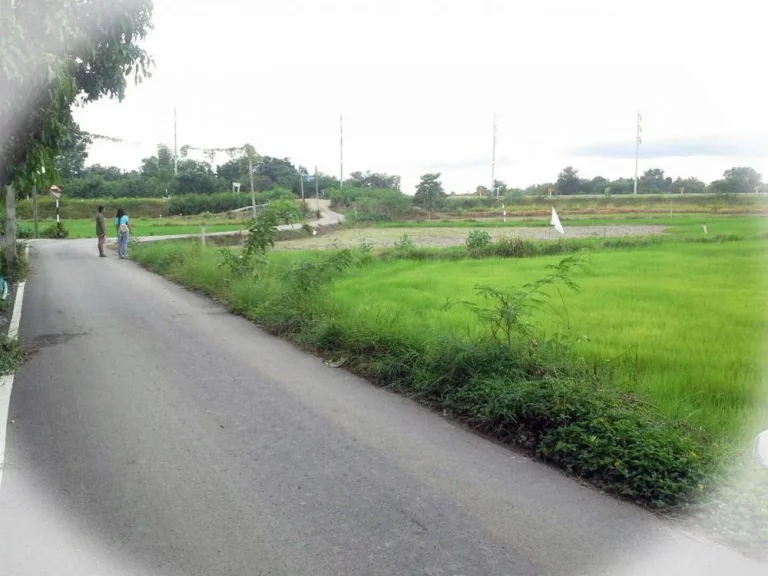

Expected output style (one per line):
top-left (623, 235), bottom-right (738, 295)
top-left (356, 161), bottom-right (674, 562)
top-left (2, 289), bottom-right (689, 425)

top-left (129, 237), bottom-right (757, 509)
top-left (23, 217), bottom-right (246, 239)
top-left (0, 338), bottom-right (23, 375)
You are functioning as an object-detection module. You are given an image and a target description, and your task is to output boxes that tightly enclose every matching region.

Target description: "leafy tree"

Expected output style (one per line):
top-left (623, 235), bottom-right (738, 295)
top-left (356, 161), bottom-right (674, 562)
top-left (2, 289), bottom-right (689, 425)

top-left (522, 182), bottom-right (552, 196)
top-left (555, 166), bottom-right (581, 195)
top-left (580, 176), bottom-right (609, 195)
top-left (720, 166), bottom-right (762, 194)
top-left (141, 144), bottom-right (175, 178)
top-left (172, 159), bottom-right (222, 195)
top-left (414, 173), bottom-right (445, 217)
top-left (672, 177), bottom-right (706, 194)
top-left (345, 171), bottom-right (401, 191)
top-left (257, 156), bottom-right (300, 191)
top-left (639, 168), bottom-right (672, 194)
top-left (216, 157), bottom-right (249, 184)
top-left (476, 185), bottom-right (490, 196)
top-left (54, 123), bottom-right (92, 179)
top-left (493, 180), bottom-right (509, 197)
top-left (607, 177), bottom-right (634, 195)
top-left (1, 0), bottom-right (153, 268)
top-left (88, 164), bottom-right (126, 182)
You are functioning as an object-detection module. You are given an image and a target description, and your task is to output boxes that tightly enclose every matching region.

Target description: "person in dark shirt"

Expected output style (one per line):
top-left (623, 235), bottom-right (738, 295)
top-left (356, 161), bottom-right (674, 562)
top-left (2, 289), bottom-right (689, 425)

top-left (96, 205), bottom-right (107, 257)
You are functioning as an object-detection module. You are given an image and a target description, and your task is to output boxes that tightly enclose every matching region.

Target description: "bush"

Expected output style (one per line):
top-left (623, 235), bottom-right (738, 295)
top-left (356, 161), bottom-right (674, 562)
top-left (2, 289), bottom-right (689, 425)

top-left (15, 222), bottom-right (34, 239)
top-left (393, 233), bottom-right (415, 251)
top-left (466, 229), bottom-right (491, 250)
top-left (42, 222), bottom-right (69, 239)
top-left (168, 189), bottom-right (293, 216)
top-left (330, 187), bottom-right (413, 219)
top-left (17, 197), bottom-right (168, 220)
top-left (351, 212), bottom-right (393, 222)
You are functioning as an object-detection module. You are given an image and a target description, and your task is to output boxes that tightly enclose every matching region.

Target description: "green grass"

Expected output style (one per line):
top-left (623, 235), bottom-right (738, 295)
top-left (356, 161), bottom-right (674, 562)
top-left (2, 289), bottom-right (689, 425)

top-left (128, 222), bottom-right (768, 508)
top-left (0, 338), bottom-right (23, 376)
top-left (328, 240), bottom-right (768, 444)
top-left (26, 217), bottom-right (246, 239)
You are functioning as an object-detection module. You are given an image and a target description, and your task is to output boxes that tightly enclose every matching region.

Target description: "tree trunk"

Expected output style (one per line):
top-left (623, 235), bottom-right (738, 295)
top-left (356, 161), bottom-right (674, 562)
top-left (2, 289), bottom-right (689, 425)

top-left (5, 183), bottom-right (16, 275)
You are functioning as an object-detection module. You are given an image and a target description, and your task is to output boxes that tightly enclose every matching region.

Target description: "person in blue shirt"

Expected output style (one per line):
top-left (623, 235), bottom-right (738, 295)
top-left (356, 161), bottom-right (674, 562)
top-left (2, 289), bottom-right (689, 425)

top-left (114, 208), bottom-right (131, 259)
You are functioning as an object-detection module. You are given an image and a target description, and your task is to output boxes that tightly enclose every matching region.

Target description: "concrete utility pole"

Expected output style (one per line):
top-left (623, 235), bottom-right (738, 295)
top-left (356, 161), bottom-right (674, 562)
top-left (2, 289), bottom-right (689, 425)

top-left (633, 112), bottom-right (642, 195)
top-left (32, 184), bottom-right (39, 238)
top-left (173, 106), bottom-right (179, 176)
top-left (5, 184), bottom-right (16, 273)
top-left (491, 113), bottom-right (497, 198)
top-left (249, 152), bottom-right (256, 219)
top-left (340, 114), bottom-right (344, 190)
top-left (300, 172), bottom-right (306, 210)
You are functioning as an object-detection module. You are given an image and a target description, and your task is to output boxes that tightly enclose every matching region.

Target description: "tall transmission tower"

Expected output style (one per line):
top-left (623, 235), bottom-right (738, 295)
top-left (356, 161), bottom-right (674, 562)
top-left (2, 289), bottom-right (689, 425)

top-left (633, 112), bottom-right (642, 195)
top-left (491, 113), bottom-right (497, 198)
top-left (340, 113), bottom-right (344, 190)
top-left (173, 106), bottom-right (178, 176)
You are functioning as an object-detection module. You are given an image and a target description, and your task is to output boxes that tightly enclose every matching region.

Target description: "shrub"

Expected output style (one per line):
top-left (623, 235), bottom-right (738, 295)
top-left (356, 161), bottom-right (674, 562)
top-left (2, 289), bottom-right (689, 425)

top-left (490, 235), bottom-right (536, 257)
top-left (393, 233), bottom-right (415, 251)
top-left (169, 189), bottom-right (293, 216)
top-left (17, 197), bottom-right (168, 220)
top-left (330, 187), bottom-right (413, 219)
top-left (15, 222), bottom-right (34, 239)
top-left (466, 229), bottom-right (492, 250)
top-left (352, 212), bottom-right (393, 222)
top-left (42, 222), bottom-right (69, 239)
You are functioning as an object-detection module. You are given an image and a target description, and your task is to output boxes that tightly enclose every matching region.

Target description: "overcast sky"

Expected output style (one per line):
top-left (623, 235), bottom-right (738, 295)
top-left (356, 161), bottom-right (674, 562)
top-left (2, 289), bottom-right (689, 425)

top-left (75, 0), bottom-right (768, 193)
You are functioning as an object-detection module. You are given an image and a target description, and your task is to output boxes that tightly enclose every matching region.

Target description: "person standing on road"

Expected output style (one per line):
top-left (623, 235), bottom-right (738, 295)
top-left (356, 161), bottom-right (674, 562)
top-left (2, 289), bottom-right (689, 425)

top-left (96, 205), bottom-right (107, 257)
top-left (115, 208), bottom-right (131, 259)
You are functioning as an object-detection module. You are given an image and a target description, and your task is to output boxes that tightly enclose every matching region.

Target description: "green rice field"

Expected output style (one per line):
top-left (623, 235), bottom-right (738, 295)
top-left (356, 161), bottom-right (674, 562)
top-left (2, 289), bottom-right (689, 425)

top-left (327, 239), bottom-right (768, 444)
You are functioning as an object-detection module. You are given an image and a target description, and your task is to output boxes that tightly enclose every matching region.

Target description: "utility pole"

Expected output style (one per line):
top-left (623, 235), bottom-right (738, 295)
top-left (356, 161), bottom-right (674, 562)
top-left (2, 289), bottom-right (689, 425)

top-left (633, 111), bottom-right (642, 195)
top-left (315, 165), bottom-right (319, 204)
top-left (32, 184), bottom-right (39, 238)
top-left (340, 113), bottom-right (344, 190)
top-left (248, 152), bottom-right (256, 219)
top-left (491, 113), bottom-right (497, 198)
top-left (173, 106), bottom-right (178, 176)
top-left (300, 171), bottom-right (306, 211)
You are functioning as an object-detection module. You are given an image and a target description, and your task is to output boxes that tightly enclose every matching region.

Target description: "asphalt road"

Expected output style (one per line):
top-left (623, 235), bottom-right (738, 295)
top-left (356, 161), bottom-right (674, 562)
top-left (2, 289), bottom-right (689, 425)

top-left (0, 239), bottom-right (762, 576)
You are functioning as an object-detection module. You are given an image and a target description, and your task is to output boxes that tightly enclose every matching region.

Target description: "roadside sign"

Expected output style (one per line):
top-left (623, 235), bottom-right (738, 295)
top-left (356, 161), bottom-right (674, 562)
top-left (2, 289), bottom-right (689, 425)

top-left (48, 184), bottom-right (62, 199)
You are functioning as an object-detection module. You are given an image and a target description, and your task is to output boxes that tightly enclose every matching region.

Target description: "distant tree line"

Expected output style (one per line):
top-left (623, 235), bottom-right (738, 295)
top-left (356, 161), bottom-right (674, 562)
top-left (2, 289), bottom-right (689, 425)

top-left (50, 127), bottom-right (765, 200)
top-left (476, 166), bottom-right (764, 197)
top-left (52, 128), bottom-right (406, 200)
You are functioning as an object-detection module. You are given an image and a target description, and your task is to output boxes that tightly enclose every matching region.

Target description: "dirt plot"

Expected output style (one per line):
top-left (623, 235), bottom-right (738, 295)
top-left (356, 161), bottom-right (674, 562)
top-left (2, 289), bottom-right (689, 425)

top-left (275, 225), bottom-right (667, 250)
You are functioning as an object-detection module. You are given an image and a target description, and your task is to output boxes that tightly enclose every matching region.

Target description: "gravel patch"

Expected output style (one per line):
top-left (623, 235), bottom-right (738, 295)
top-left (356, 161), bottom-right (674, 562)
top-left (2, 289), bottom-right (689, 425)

top-left (276, 225), bottom-right (667, 251)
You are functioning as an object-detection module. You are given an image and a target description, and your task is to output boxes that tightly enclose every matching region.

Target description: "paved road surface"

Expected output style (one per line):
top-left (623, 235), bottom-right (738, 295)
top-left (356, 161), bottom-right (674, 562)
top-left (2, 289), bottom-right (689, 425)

top-left (0, 239), bottom-right (762, 576)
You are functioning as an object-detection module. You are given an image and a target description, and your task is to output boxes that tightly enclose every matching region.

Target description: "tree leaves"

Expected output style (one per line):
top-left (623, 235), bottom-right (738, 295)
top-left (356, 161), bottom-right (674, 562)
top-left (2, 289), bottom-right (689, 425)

top-left (0, 0), bottom-right (154, 188)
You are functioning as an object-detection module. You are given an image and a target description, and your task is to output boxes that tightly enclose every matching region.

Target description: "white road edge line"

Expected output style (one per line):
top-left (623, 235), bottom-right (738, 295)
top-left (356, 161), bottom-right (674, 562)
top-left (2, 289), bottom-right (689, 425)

top-left (0, 244), bottom-right (29, 488)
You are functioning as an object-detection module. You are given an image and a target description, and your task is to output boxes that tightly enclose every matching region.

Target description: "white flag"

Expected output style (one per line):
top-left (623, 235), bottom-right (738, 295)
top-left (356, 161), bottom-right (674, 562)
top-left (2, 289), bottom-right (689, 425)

top-left (755, 430), bottom-right (768, 468)
top-left (550, 207), bottom-right (564, 235)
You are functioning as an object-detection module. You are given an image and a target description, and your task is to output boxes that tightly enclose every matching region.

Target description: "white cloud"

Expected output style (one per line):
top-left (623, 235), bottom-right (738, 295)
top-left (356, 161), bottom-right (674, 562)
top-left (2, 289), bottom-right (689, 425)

top-left (75, 0), bottom-right (768, 192)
